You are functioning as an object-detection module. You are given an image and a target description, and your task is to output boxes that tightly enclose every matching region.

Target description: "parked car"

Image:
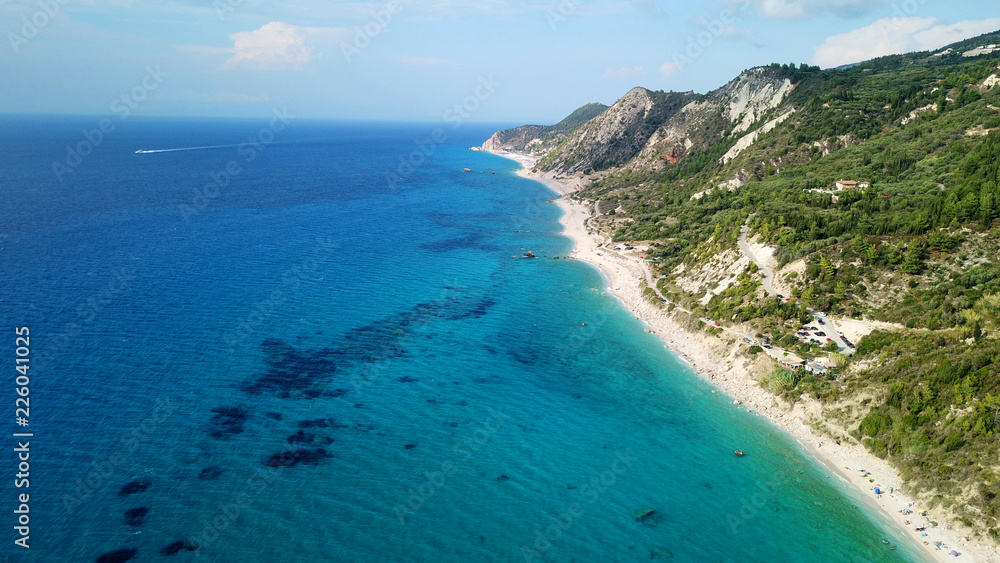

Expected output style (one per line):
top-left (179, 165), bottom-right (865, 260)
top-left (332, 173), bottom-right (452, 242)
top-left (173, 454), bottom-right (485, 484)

top-left (815, 331), bottom-right (826, 336)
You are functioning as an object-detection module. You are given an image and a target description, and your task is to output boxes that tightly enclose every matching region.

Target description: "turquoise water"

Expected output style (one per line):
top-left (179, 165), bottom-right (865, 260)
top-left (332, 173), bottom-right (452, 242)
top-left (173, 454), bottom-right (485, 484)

top-left (0, 116), bottom-right (922, 561)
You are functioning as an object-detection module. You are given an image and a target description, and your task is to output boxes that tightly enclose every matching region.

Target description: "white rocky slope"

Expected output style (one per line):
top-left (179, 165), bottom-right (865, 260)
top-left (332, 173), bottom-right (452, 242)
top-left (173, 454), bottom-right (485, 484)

top-left (629, 67), bottom-right (793, 171)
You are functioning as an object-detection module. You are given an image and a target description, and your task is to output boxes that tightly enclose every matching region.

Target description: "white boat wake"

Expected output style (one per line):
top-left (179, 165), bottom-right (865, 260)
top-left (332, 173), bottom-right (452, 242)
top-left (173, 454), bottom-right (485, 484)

top-left (134, 144), bottom-right (242, 154)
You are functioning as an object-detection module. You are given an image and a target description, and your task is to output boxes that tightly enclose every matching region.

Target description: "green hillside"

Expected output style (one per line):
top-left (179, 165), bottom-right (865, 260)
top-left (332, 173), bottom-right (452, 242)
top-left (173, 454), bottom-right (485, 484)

top-left (569, 33), bottom-right (1000, 538)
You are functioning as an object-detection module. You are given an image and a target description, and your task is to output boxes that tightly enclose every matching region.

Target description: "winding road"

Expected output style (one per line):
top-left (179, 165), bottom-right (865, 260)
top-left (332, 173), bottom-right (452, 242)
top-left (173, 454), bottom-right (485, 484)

top-left (737, 217), bottom-right (854, 357)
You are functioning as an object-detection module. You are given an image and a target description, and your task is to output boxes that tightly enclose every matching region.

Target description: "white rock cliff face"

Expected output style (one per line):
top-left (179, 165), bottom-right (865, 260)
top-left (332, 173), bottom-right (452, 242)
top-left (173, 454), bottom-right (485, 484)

top-left (631, 67), bottom-right (793, 171)
top-left (486, 66), bottom-right (794, 176)
top-left (723, 68), bottom-right (793, 134)
top-left (539, 87), bottom-right (657, 173)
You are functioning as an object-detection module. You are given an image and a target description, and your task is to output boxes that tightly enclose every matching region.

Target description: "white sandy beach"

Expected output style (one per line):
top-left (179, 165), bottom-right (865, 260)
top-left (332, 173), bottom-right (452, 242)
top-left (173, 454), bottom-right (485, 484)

top-left (490, 149), bottom-right (1000, 563)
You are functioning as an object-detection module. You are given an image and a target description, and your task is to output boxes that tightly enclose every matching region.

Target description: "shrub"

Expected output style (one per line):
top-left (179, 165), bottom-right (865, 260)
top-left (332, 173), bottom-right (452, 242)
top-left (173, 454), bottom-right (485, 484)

top-left (760, 367), bottom-right (800, 394)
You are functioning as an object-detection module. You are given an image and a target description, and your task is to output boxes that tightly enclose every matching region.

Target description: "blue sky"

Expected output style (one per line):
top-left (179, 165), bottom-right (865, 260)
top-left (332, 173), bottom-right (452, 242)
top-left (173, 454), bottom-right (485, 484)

top-left (2, 0), bottom-right (998, 123)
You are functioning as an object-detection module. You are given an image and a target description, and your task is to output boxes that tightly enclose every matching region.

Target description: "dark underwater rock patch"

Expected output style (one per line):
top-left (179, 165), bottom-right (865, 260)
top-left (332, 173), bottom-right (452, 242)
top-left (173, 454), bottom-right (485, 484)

top-left (96, 549), bottom-right (137, 563)
top-left (118, 480), bottom-right (151, 496)
top-left (161, 541), bottom-right (185, 556)
top-left (419, 233), bottom-right (499, 253)
top-left (509, 349), bottom-right (538, 365)
top-left (161, 541), bottom-right (198, 556)
top-left (287, 430), bottom-right (316, 444)
top-left (209, 406), bottom-right (248, 439)
top-left (124, 506), bottom-right (149, 526)
top-left (448, 297), bottom-right (497, 321)
top-left (199, 466), bottom-right (225, 480)
top-left (298, 418), bottom-right (348, 429)
top-left (246, 302), bottom-right (455, 399)
top-left (243, 339), bottom-right (337, 397)
top-left (265, 448), bottom-right (331, 468)
top-left (403, 444), bottom-right (417, 450)
top-left (636, 508), bottom-right (664, 526)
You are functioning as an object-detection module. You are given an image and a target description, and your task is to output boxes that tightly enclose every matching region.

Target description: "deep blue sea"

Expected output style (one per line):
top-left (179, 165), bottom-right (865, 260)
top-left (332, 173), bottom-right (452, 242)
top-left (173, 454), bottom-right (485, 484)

top-left (0, 115), bottom-right (924, 562)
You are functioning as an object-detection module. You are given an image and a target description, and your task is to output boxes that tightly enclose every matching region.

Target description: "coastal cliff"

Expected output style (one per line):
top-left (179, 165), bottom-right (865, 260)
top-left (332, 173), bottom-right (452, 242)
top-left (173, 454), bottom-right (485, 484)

top-left (481, 102), bottom-right (607, 156)
top-left (485, 28), bottom-right (1000, 556)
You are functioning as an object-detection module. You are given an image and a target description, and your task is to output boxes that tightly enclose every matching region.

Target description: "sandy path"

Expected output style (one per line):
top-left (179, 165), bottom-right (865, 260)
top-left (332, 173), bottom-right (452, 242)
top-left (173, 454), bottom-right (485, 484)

top-left (739, 219), bottom-right (776, 295)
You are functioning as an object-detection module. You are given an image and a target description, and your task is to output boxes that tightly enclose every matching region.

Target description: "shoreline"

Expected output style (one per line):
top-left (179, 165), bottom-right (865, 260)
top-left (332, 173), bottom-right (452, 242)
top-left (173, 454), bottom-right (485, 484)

top-left (488, 149), bottom-right (1000, 563)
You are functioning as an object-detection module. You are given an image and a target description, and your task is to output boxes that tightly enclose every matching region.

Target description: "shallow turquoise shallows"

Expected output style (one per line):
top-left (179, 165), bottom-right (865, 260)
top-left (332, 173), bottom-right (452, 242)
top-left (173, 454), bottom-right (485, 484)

top-left (0, 116), bottom-right (923, 562)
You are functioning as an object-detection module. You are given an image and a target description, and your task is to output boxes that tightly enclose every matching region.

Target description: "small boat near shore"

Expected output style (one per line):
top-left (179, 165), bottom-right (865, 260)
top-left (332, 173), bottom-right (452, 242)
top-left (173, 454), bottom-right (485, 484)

top-left (734, 450), bottom-right (744, 457)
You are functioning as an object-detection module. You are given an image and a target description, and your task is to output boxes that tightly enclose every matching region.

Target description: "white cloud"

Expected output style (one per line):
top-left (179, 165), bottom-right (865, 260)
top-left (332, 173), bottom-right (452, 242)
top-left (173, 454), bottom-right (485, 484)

top-left (750, 0), bottom-right (890, 20)
top-left (222, 22), bottom-right (318, 70)
top-left (659, 61), bottom-right (681, 77)
top-left (603, 66), bottom-right (644, 80)
top-left (813, 17), bottom-right (1000, 68)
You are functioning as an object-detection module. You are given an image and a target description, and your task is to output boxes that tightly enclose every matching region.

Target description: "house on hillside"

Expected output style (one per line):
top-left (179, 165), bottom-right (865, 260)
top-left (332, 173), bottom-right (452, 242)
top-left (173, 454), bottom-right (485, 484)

top-left (835, 180), bottom-right (870, 190)
top-left (780, 354), bottom-right (807, 371)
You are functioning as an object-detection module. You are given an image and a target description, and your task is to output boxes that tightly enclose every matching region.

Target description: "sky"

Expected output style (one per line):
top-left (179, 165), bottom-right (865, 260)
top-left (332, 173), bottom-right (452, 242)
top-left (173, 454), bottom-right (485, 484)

top-left (2, 0), bottom-right (999, 124)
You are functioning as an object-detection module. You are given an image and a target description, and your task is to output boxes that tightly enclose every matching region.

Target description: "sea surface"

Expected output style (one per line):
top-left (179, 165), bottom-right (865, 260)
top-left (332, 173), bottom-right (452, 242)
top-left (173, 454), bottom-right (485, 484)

top-left (0, 115), bottom-right (924, 562)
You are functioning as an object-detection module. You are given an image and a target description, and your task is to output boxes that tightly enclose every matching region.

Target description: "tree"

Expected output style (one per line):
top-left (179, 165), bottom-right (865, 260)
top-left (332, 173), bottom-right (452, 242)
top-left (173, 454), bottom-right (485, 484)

top-left (902, 243), bottom-right (924, 275)
top-left (835, 281), bottom-right (847, 299)
top-left (820, 256), bottom-right (835, 277)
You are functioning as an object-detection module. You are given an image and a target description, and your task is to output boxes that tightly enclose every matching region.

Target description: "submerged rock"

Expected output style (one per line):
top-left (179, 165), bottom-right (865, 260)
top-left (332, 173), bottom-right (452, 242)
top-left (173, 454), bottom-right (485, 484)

top-left (96, 549), bottom-right (137, 563)
top-left (636, 508), bottom-right (661, 525)
top-left (118, 480), bottom-right (151, 496)
top-left (161, 541), bottom-right (185, 556)
top-left (650, 546), bottom-right (674, 559)
top-left (287, 430), bottom-right (316, 444)
top-left (209, 406), bottom-right (248, 439)
top-left (265, 448), bottom-right (331, 468)
top-left (124, 507), bottom-right (149, 526)
top-left (298, 418), bottom-right (348, 429)
top-left (161, 540), bottom-right (198, 556)
top-left (243, 338), bottom-right (337, 397)
top-left (199, 466), bottom-right (225, 480)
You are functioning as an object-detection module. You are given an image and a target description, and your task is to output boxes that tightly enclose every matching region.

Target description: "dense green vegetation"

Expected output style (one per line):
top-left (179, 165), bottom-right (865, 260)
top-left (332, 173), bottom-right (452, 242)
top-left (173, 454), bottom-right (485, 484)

top-left (567, 31), bottom-right (1000, 538)
top-left (547, 102), bottom-right (609, 135)
top-left (850, 330), bottom-right (1000, 535)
